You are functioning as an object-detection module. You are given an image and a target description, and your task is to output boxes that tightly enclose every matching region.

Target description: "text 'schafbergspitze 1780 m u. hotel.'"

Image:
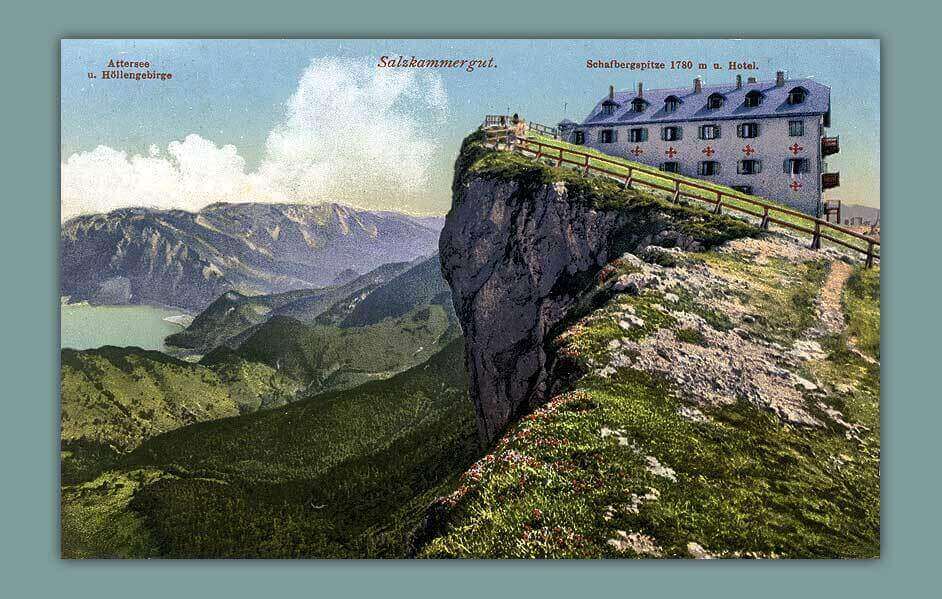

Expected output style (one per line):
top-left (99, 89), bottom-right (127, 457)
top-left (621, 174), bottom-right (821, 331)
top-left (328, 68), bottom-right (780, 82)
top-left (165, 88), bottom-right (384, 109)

top-left (559, 71), bottom-right (840, 216)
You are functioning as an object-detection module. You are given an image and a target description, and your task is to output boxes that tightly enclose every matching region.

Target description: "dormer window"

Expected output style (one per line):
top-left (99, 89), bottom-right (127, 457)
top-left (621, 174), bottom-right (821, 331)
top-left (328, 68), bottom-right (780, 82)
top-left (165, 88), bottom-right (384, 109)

top-left (744, 90), bottom-right (764, 108)
top-left (600, 100), bottom-right (619, 116)
top-left (664, 95), bottom-right (681, 113)
top-left (631, 98), bottom-right (648, 113)
top-left (787, 86), bottom-right (808, 105)
top-left (707, 93), bottom-right (725, 109)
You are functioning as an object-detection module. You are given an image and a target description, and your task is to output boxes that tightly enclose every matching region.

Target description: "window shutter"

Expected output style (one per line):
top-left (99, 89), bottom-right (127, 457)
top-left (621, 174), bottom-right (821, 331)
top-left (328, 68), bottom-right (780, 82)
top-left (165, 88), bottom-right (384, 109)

top-left (613, 129), bottom-right (619, 143)
top-left (737, 124), bottom-right (743, 138)
top-left (642, 128), bottom-right (648, 142)
top-left (754, 123), bottom-right (760, 137)
top-left (756, 160), bottom-right (762, 174)
top-left (676, 127), bottom-right (683, 141)
top-left (737, 161), bottom-right (743, 175)
top-left (715, 162), bottom-right (721, 175)
top-left (715, 125), bottom-right (721, 139)
top-left (783, 159), bottom-right (790, 174)
top-left (661, 127), bottom-right (667, 141)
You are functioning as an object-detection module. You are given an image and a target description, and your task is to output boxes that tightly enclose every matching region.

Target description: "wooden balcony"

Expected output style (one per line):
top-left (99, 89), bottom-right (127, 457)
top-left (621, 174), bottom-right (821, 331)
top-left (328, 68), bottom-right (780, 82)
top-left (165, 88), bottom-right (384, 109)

top-left (823, 200), bottom-right (841, 223)
top-left (822, 172), bottom-right (840, 190)
top-left (821, 136), bottom-right (840, 156)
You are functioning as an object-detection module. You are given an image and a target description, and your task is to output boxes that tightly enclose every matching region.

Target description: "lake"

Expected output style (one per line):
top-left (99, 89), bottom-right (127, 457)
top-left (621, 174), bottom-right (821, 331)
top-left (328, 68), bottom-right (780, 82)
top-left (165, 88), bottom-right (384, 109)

top-left (60, 303), bottom-right (192, 351)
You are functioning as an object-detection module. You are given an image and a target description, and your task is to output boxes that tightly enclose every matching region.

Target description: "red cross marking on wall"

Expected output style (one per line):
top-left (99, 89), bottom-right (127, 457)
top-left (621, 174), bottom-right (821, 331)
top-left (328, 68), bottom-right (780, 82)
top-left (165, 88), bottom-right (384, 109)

top-left (742, 145), bottom-right (755, 156)
top-left (701, 146), bottom-right (715, 157)
top-left (665, 146), bottom-right (678, 158)
top-left (789, 180), bottom-right (803, 191)
top-left (630, 146), bottom-right (643, 157)
top-left (789, 143), bottom-right (804, 155)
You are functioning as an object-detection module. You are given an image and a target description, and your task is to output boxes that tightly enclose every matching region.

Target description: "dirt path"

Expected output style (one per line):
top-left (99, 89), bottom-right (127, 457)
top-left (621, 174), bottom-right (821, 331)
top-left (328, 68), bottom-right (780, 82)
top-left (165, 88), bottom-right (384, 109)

top-left (816, 260), bottom-right (853, 336)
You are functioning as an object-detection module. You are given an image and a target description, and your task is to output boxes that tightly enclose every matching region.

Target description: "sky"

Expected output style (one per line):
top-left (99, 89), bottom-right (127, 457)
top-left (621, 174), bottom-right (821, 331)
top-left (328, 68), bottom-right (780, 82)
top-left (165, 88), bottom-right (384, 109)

top-left (60, 39), bottom-right (880, 219)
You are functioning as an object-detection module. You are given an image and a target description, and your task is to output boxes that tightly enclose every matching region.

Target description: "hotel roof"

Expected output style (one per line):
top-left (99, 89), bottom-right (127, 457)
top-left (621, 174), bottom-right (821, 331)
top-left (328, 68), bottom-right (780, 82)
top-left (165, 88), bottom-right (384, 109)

top-left (581, 77), bottom-right (830, 127)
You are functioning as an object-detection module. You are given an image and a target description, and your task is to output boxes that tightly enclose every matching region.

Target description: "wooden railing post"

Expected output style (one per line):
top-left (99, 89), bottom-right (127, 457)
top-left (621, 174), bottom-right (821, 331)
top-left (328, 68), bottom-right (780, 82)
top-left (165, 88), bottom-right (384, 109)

top-left (760, 207), bottom-right (770, 230)
top-left (865, 241), bottom-right (875, 268)
top-left (810, 221), bottom-right (822, 250)
top-left (672, 181), bottom-right (681, 202)
top-left (624, 170), bottom-right (633, 190)
top-left (583, 154), bottom-right (590, 176)
top-left (556, 148), bottom-right (563, 168)
top-left (713, 193), bottom-right (723, 215)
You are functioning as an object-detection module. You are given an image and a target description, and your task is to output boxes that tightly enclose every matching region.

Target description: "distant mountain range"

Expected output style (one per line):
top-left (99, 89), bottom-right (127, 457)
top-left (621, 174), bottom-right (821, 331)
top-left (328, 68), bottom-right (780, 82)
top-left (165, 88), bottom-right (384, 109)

top-left (837, 203), bottom-right (880, 226)
top-left (60, 202), bottom-right (444, 311)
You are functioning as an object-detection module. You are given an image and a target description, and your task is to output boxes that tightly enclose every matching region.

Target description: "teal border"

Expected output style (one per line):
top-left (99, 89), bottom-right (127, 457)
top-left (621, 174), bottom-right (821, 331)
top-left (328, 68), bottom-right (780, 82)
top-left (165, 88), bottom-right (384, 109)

top-left (3, 1), bottom-right (937, 596)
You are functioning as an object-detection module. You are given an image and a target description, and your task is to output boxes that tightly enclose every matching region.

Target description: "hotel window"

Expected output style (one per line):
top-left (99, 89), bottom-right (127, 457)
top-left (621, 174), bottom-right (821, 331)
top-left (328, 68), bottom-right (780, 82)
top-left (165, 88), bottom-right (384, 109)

top-left (789, 120), bottom-right (804, 137)
top-left (698, 161), bottom-right (720, 176)
top-left (629, 128), bottom-right (648, 142)
top-left (664, 96), bottom-right (681, 113)
top-left (738, 159), bottom-right (762, 175)
top-left (787, 87), bottom-right (808, 105)
top-left (661, 126), bottom-right (683, 141)
top-left (732, 185), bottom-right (753, 195)
top-left (707, 93), bottom-right (725, 109)
top-left (783, 158), bottom-right (811, 174)
top-left (599, 129), bottom-right (617, 144)
top-left (661, 162), bottom-right (680, 173)
top-left (698, 124), bottom-right (720, 140)
top-left (631, 98), bottom-right (647, 113)
top-left (744, 90), bottom-right (764, 108)
top-left (572, 130), bottom-right (585, 145)
top-left (600, 101), bottom-right (618, 116)
top-left (737, 122), bottom-right (760, 138)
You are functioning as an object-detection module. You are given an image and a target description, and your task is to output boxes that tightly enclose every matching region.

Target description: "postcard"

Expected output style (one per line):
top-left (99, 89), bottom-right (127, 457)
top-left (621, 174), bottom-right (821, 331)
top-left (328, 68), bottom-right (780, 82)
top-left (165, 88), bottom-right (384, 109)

top-left (60, 38), bottom-right (880, 559)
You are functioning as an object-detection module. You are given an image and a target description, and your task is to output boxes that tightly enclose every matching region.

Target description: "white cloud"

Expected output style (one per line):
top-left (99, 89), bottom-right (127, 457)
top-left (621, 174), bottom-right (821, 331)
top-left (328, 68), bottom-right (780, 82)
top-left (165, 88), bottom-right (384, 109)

top-left (61, 57), bottom-right (448, 221)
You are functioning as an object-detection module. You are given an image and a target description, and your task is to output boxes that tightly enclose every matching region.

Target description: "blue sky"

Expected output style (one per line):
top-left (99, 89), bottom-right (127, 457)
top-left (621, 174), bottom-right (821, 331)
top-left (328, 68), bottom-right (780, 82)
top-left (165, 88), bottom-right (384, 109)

top-left (61, 39), bottom-right (880, 217)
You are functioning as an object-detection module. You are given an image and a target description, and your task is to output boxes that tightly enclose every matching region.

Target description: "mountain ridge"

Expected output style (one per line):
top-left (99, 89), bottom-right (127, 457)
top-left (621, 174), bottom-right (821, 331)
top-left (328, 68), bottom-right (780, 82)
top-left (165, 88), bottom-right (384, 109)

top-left (61, 202), bottom-right (444, 311)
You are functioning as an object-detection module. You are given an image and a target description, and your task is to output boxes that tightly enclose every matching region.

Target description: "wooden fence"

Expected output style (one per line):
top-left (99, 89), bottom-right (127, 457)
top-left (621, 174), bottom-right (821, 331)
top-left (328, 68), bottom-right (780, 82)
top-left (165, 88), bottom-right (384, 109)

top-left (482, 127), bottom-right (880, 267)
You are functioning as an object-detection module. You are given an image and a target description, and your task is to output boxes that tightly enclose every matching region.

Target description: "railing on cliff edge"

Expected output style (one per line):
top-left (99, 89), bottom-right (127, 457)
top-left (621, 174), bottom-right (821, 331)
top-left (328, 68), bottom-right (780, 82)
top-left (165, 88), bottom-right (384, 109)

top-left (483, 114), bottom-right (558, 139)
top-left (480, 124), bottom-right (880, 268)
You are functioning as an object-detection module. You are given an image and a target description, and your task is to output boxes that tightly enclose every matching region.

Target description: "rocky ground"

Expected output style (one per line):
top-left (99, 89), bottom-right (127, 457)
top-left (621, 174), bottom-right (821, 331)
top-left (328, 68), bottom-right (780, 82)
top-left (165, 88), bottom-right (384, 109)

top-left (421, 230), bottom-right (880, 558)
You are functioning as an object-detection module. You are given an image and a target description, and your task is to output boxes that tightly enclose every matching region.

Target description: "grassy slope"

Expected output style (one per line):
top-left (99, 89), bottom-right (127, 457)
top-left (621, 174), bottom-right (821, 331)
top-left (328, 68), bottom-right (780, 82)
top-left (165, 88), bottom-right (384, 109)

top-left (61, 347), bottom-right (241, 454)
top-left (843, 266), bottom-right (880, 360)
top-left (522, 131), bottom-right (875, 256)
top-left (422, 252), bottom-right (879, 558)
top-left (59, 339), bottom-right (479, 558)
top-left (235, 303), bottom-right (456, 395)
top-left (60, 346), bottom-right (305, 483)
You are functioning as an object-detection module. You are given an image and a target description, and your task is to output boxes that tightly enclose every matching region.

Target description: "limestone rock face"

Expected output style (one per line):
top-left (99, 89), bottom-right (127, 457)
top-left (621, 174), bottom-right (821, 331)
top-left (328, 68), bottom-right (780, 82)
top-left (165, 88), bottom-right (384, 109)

top-left (441, 175), bottom-right (671, 442)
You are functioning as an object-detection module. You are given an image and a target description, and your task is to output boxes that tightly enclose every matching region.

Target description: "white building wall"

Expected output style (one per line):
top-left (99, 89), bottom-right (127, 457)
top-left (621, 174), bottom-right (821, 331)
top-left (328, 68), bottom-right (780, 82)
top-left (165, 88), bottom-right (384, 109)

top-left (580, 114), bottom-right (826, 215)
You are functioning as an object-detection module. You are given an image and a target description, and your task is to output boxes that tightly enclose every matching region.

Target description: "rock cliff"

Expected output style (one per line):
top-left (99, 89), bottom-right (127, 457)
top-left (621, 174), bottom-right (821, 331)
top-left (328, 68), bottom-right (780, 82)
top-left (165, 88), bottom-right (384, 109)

top-left (440, 132), bottom-right (755, 441)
